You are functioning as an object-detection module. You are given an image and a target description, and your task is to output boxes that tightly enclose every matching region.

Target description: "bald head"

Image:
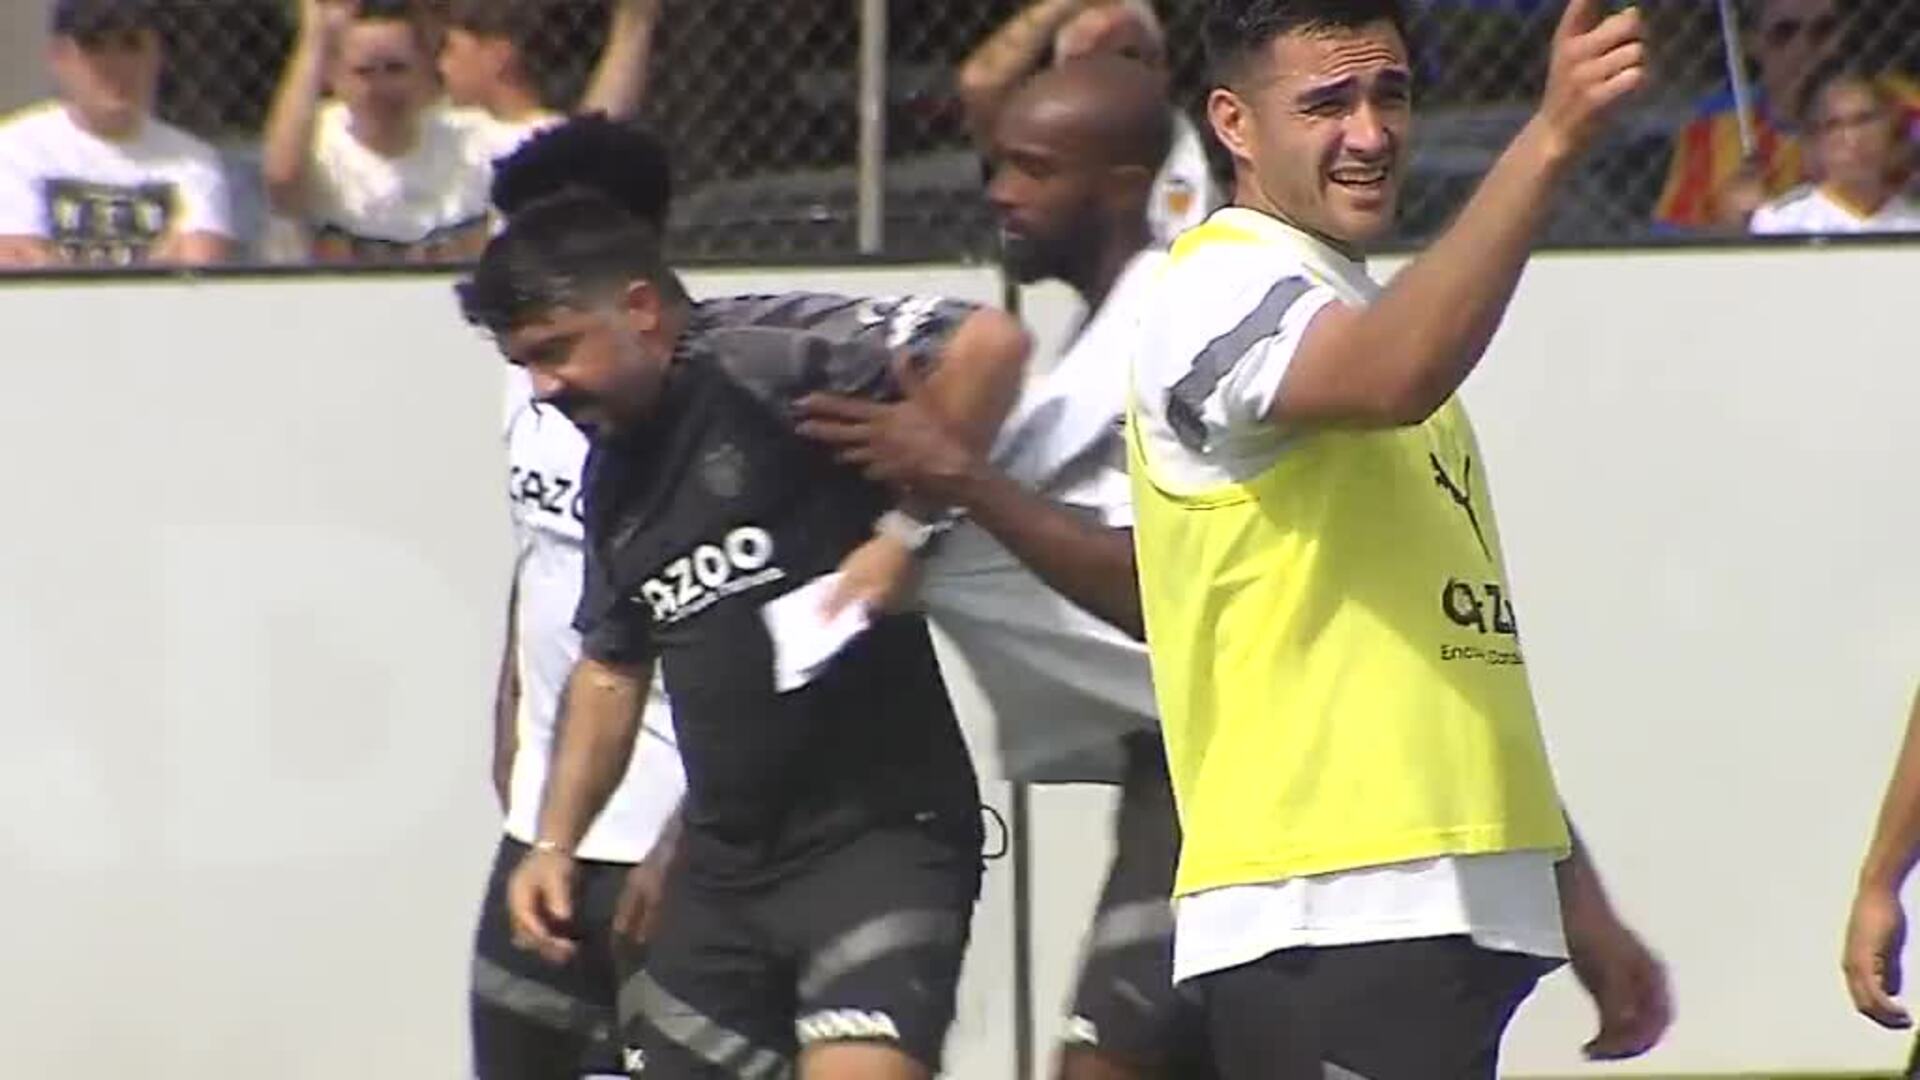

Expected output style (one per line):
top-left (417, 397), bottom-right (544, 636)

top-left (1003, 55), bottom-right (1173, 172)
top-left (988, 55), bottom-right (1166, 290)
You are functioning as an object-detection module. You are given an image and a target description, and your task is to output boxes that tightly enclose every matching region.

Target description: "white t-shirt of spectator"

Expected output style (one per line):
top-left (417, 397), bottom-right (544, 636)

top-left (503, 366), bottom-right (685, 864)
top-left (0, 102), bottom-right (231, 266)
top-left (915, 251), bottom-right (1165, 784)
top-left (1750, 183), bottom-right (1920, 235)
top-left (1148, 111), bottom-right (1219, 247)
top-left (303, 100), bottom-right (503, 260)
top-left (459, 107), bottom-right (563, 173)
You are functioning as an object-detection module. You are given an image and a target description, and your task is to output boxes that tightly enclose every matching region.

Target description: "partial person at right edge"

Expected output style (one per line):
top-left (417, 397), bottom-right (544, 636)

top-left (1844, 683), bottom-right (1920, 1049)
top-left (959, 0), bottom-right (1220, 246)
top-left (1125, 1), bottom-right (1673, 1076)
top-left (0, 0), bottom-right (232, 268)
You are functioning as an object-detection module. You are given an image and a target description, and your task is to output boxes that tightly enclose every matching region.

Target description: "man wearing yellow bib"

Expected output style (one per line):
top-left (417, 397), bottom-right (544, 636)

top-left (1127, 1), bottom-right (1670, 1075)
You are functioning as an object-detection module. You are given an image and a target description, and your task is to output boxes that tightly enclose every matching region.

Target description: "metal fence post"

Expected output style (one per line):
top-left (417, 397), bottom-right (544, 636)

top-left (856, 0), bottom-right (887, 255)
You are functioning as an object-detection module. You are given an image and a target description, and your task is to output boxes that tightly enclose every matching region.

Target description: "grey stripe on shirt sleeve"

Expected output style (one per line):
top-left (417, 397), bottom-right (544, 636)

top-left (1164, 275), bottom-right (1313, 452)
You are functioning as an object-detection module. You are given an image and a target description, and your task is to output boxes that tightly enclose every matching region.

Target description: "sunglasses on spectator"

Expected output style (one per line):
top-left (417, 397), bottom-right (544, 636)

top-left (1762, 13), bottom-right (1839, 46)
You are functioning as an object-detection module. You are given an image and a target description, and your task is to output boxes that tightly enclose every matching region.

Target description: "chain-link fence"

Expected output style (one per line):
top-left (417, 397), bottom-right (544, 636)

top-left (64, 0), bottom-right (1920, 262)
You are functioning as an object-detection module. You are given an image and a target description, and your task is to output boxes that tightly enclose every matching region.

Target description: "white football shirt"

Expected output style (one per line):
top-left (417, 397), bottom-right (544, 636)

top-left (0, 102), bottom-right (231, 265)
top-left (503, 367), bottom-right (685, 864)
top-left (916, 252), bottom-right (1164, 783)
top-left (1148, 111), bottom-right (1220, 248)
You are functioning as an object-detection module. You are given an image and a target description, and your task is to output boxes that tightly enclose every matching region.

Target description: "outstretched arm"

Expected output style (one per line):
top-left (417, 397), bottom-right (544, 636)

top-left (1252, 0), bottom-right (1645, 431)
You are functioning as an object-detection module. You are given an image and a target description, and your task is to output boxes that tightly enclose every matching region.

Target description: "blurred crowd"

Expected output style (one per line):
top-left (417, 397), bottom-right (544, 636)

top-left (0, 0), bottom-right (1913, 271)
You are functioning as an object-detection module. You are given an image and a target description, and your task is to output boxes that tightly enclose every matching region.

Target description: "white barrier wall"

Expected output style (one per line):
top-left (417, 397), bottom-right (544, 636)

top-left (0, 243), bottom-right (1913, 1078)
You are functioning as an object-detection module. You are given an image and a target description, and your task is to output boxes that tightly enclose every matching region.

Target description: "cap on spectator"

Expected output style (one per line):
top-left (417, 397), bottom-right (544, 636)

top-left (51, 0), bottom-right (158, 38)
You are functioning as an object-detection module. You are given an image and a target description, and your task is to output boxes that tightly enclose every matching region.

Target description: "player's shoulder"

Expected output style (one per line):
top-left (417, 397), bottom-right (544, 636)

top-left (684, 310), bottom-right (834, 391)
top-left (699, 291), bottom-right (977, 354)
top-left (697, 291), bottom-right (860, 330)
top-left (1160, 212), bottom-right (1317, 317)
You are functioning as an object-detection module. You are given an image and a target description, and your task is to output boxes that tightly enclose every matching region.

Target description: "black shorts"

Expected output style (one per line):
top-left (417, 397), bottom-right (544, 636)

top-left (619, 824), bottom-right (982, 1078)
top-left (1061, 736), bottom-right (1212, 1076)
top-left (471, 834), bottom-right (639, 1079)
top-left (1196, 936), bottom-right (1559, 1080)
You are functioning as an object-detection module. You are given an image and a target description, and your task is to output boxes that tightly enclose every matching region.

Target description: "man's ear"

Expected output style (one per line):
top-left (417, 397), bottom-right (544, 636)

top-left (620, 279), bottom-right (664, 334)
top-left (1208, 86), bottom-right (1257, 170)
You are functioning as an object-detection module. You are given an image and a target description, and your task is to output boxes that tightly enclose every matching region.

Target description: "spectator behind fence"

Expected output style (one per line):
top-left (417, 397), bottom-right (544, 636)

top-left (263, 0), bottom-right (486, 263)
top-left (1751, 65), bottom-right (1920, 234)
top-left (438, 0), bottom-right (660, 157)
top-left (263, 0), bottom-right (661, 265)
top-left (959, 0), bottom-right (1219, 247)
top-left (1653, 0), bottom-right (1920, 231)
top-left (0, 0), bottom-right (232, 269)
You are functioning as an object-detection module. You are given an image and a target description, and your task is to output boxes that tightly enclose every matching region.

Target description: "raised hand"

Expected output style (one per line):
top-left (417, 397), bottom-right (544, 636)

top-left (1533, 0), bottom-right (1649, 159)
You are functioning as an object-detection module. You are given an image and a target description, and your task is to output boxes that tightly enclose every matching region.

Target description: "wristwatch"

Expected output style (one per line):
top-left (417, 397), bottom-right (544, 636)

top-left (873, 508), bottom-right (952, 553)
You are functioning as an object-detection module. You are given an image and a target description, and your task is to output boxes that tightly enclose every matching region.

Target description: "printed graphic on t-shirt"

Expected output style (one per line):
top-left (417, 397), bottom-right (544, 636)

top-left (42, 176), bottom-right (175, 265)
top-left (311, 216), bottom-right (488, 264)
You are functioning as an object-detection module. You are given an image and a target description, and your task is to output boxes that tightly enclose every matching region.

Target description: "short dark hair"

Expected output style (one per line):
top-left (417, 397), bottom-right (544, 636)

top-left (353, 0), bottom-right (435, 54)
top-left (51, 0), bottom-right (156, 39)
top-left (1204, 0), bottom-right (1410, 88)
top-left (1799, 60), bottom-right (1891, 127)
top-left (457, 191), bottom-right (686, 338)
top-left (491, 113), bottom-right (674, 226)
top-left (445, 0), bottom-right (541, 44)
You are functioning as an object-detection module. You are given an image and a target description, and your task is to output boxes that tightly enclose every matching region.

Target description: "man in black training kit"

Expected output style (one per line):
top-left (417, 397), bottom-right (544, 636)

top-left (458, 191), bottom-right (1029, 1080)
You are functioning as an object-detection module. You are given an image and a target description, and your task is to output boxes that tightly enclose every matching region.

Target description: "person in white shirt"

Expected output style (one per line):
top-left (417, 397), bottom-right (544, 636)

top-left (263, 0), bottom-right (657, 265)
top-left (0, 0), bottom-right (231, 268)
top-left (959, 0), bottom-right (1220, 247)
top-left (798, 58), bottom-right (1192, 1080)
top-left (437, 0), bottom-right (661, 161)
top-left (264, 0), bottom-right (489, 263)
top-left (469, 120), bottom-right (685, 1080)
top-left (1751, 64), bottom-right (1920, 236)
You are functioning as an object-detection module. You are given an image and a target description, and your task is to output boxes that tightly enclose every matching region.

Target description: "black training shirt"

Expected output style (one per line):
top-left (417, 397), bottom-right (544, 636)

top-left (574, 293), bottom-right (986, 885)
